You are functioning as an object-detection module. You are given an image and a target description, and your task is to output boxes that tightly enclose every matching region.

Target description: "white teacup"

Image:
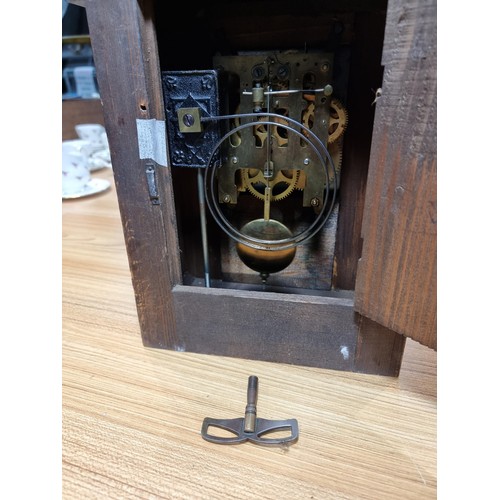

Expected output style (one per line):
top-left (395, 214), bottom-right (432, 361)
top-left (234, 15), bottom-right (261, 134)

top-left (62, 140), bottom-right (93, 196)
top-left (75, 123), bottom-right (107, 149)
top-left (75, 124), bottom-right (111, 170)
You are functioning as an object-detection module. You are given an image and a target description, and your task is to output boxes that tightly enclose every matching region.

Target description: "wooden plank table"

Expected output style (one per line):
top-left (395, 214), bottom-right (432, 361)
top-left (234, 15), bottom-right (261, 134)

top-left (62, 167), bottom-right (436, 499)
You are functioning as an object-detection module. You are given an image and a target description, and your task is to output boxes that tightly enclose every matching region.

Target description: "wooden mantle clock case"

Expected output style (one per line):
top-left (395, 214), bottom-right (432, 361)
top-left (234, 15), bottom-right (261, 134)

top-left (70, 0), bottom-right (436, 376)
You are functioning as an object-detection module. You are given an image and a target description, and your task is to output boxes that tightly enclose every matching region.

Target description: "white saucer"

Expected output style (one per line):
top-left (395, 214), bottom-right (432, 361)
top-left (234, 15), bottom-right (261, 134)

top-left (63, 178), bottom-right (111, 200)
top-left (89, 160), bottom-right (112, 172)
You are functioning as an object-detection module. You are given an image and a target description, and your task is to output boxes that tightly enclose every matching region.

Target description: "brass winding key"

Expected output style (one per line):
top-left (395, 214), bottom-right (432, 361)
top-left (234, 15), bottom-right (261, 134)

top-left (201, 375), bottom-right (299, 446)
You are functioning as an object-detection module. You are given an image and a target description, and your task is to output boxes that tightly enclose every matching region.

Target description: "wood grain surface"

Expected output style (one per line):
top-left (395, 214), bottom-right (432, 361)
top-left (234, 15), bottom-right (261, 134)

top-left (354, 0), bottom-right (437, 349)
top-left (63, 168), bottom-right (436, 499)
top-left (84, 0), bottom-right (183, 349)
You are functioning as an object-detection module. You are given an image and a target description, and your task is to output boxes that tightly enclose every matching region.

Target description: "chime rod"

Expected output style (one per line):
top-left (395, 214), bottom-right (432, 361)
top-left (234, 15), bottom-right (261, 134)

top-left (197, 168), bottom-right (210, 287)
top-left (241, 85), bottom-right (332, 96)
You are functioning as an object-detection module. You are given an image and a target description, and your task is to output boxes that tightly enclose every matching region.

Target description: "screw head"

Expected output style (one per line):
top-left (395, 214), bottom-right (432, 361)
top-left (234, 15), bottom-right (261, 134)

top-left (182, 114), bottom-right (195, 127)
top-left (251, 65), bottom-right (266, 80)
top-left (303, 158), bottom-right (310, 165)
top-left (310, 197), bottom-right (320, 207)
top-left (277, 64), bottom-right (289, 80)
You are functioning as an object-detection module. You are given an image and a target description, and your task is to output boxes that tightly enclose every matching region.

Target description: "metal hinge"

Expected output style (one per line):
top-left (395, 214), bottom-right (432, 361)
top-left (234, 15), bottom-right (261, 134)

top-left (145, 162), bottom-right (160, 205)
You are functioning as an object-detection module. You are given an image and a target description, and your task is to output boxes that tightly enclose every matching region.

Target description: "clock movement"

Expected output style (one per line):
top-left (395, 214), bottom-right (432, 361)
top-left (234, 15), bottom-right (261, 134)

top-left (162, 49), bottom-right (349, 289)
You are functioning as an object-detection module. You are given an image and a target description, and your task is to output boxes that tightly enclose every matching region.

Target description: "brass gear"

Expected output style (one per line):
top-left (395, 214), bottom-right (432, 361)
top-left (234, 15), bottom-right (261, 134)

top-left (301, 98), bottom-right (348, 144)
top-left (272, 114), bottom-right (289, 147)
top-left (329, 140), bottom-right (343, 187)
top-left (328, 98), bottom-right (348, 144)
top-left (302, 102), bottom-right (315, 130)
top-left (241, 168), bottom-right (301, 202)
top-left (254, 119), bottom-right (267, 147)
top-left (253, 113), bottom-right (289, 148)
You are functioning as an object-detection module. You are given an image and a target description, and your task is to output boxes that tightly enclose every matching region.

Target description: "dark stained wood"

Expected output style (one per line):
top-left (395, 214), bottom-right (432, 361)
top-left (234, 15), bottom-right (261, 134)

top-left (333, 10), bottom-right (386, 290)
top-left (355, 315), bottom-right (406, 376)
top-left (84, 0), bottom-right (183, 347)
top-left (62, 99), bottom-right (105, 140)
top-left (354, 0), bottom-right (437, 349)
top-left (172, 285), bottom-right (402, 375)
top-left (153, 2), bottom-right (356, 68)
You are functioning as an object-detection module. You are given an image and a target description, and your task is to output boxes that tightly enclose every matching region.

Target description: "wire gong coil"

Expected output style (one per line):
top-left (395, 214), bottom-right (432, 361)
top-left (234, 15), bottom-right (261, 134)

top-left (203, 112), bottom-right (338, 253)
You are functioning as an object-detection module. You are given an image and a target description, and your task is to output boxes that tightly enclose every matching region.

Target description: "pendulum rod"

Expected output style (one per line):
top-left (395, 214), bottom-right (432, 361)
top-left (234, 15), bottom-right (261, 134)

top-left (263, 83), bottom-right (273, 221)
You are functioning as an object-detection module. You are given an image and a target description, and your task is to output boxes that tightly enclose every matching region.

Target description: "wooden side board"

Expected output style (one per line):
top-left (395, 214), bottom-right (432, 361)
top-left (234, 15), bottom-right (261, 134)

top-left (84, 0), bottom-right (183, 348)
top-left (354, 0), bottom-right (437, 349)
top-left (333, 9), bottom-right (386, 290)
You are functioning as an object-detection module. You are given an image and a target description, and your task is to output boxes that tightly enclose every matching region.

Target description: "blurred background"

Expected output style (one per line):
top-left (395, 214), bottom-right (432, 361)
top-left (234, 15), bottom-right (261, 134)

top-left (62, 1), bottom-right (105, 140)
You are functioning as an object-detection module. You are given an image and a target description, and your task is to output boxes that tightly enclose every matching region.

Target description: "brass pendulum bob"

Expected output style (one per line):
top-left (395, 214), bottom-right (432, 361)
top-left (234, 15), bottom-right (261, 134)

top-left (236, 184), bottom-right (296, 282)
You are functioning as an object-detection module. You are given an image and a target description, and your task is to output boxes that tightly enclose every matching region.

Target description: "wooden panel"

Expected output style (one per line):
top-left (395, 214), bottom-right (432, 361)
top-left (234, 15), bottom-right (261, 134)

top-left (333, 10), bottom-right (386, 289)
top-left (173, 285), bottom-right (404, 376)
top-left (355, 315), bottom-right (406, 374)
top-left (84, 0), bottom-right (183, 347)
top-left (354, 0), bottom-right (437, 349)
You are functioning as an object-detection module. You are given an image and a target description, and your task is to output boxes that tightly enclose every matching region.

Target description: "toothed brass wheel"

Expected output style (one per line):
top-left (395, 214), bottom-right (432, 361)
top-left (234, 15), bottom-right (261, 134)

top-left (301, 98), bottom-right (348, 144)
top-left (241, 168), bottom-right (301, 202)
top-left (328, 98), bottom-right (348, 144)
top-left (253, 112), bottom-right (289, 148)
top-left (302, 102), bottom-right (315, 130)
